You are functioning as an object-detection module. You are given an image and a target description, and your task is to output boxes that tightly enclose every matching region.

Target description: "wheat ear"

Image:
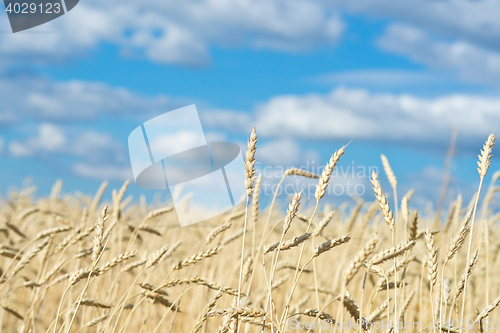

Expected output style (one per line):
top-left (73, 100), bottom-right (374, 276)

top-left (237, 127), bottom-right (257, 332)
top-left (313, 236), bottom-right (351, 258)
top-left (315, 145), bottom-right (347, 200)
top-left (445, 208), bottom-right (473, 264)
top-left (453, 249), bottom-right (479, 305)
top-left (206, 223), bottom-right (232, 244)
top-left (283, 192), bottom-right (302, 234)
top-left (78, 298), bottom-right (113, 309)
top-left (461, 133), bottom-right (495, 325)
top-left (370, 170), bottom-right (394, 230)
top-left (368, 240), bottom-right (416, 266)
top-left (424, 230), bottom-right (438, 287)
top-left (409, 209), bottom-right (418, 241)
top-left (344, 233), bottom-right (379, 285)
top-left (206, 306), bottom-right (265, 318)
top-left (173, 246), bottom-right (223, 270)
top-left (313, 210), bottom-right (336, 236)
top-left (301, 308), bottom-right (335, 322)
top-left (92, 206), bottom-right (108, 266)
top-left (190, 289), bottom-right (224, 333)
top-left (473, 294), bottom-right (500, 328)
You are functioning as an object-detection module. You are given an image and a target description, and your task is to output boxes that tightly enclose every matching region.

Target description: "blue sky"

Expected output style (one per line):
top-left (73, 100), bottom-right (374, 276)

top-left (0, 0), bottom-right (499, 210)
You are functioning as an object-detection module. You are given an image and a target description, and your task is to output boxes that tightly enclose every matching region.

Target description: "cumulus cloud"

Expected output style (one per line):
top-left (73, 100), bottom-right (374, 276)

top-left (257, 158), bottom-right (372, 202)
top-left (200, 110), bottom-right (251, 132)
top-left (258, 139), bottom-right (301, 165)
top-left (9, 123), bottom-right (66, 157)
top-left (8, 123), bottom-right (132, 181)
top-left (7, 121), bottom-right (135, 180)
top-left (0, 0), bottom-right (343, 68)
top-left (378, 24), bottom-right (500, 86)
top-left (333, 0), bottom-right (500, 53)
top-left (148, 130), bottom-right (207, 159)
top-left (72, 163), bottom-right (132, 181)
top-left (402, 164), bottom-right (479, 210)
top-left (9, 122), bottom-right (128, 169)
top-left (204, 132), bottom-right (227, 143)
top-left (258, 139), bottom-right (319, 166)
top-left (205, 86), bottom-right (500, 147)
top-left (0, 74), bottom-right (180, 122)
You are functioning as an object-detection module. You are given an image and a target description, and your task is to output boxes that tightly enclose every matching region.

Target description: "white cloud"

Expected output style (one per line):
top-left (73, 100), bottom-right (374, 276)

top-left (72, 130), bottom-right (127, 164)
top-left (38, 123), bottom-right (66, 151)
top-left (0, 136), bottom-right (4, 154)
top-left (378, 24), bottom-right (500, 86)
top-left (333, 0), bottom-right (500, 53)
top-left (9, 123), bottom-right (66, 157)
top-left (0, 75), bottom-right (180, 122)
top-left (148, 130), bottom-right (206, 158)
top-left (258, 139), bottom-right (302, 165)
top-left (201, 110), bottom-right (251, 131)
top-left (206, 86), bottom-right (500, 146)
top-left (257, 159), bottom-right (371, 202)
top-left (10, 122), bottom-right (127, 166)
top-left (0, 0), bottom-right (343, 67)
top-left (72, 163), bottom-right (132, 181)
top-left (402, 165), bottom-right (478, 211)
top-left (205, 132), bottom-right (227, 142)
top-left (8, 122), bottom-right (133, 180)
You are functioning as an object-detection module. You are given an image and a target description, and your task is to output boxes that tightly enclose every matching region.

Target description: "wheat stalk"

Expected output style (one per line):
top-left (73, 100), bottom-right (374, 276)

top-left (285, 167), bottom-right (320, 178)
top-left (366, 299), bottom-right (389, 323)
top-left (207, 306), bottom-right (265, 318)
top-left (409, 209), bottom-right (418, 241)
top-left (453, 249), bottom-right (479, 305)
top-left (381, 154), bottom-right (397, 189)
top-left (315, 145), bottom-right (347, 200)
top-left (370, 171), bottom-right (394, 230)
top-left (313, 210), bottom-right (336, 236)
top-left (206, 223), bottom-right (232, 244)
top-left (313, 236), bottom-right (351, 258)
top-left (368, 240), bottom-right (416, 266)
top-left (190, 289), bottom-right (224, 333)
top-left (78, 298), bottom-right (113, 309)
top-left (301, 308), bottom-right (335, 322)
top-left (344, 233), bottom-right (379, 285)
top-left (343, 291), bottom-right (368, 329)
top-left (35, 226), bottom-right (72, 240)
top-left (474, 294), bottom-right (500, 324)
top-left (12, 237), bottom-right (50, 275)
top-left (244, 128), bottom-right (258, 196)
top-left (98, 250), bottom-right (137, 274)
top-left (83, 315), bottom-right (108, 328)
top-left (251, 173), bottom-right (262, 225)
top-left (276, 260), bottom-right (312, 273)
top-left (92, 206), bottom-right (108, 266)
top-left (263, 233), bottom-right (311, 254)
top-left (162, 276), bottom-right (245, 297)
top-left (445, 209), bottom-right (472, 264)
top-left (283, 192), bottom-right (302, 234)
top-left (173, 246), bottom-right (223, 270)
top-left (425, 230), bottom-right (438, 287)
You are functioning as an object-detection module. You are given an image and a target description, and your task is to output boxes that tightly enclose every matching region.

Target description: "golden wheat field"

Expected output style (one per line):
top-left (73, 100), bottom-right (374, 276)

top-left (0, 130), bottom-right (498, 333)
